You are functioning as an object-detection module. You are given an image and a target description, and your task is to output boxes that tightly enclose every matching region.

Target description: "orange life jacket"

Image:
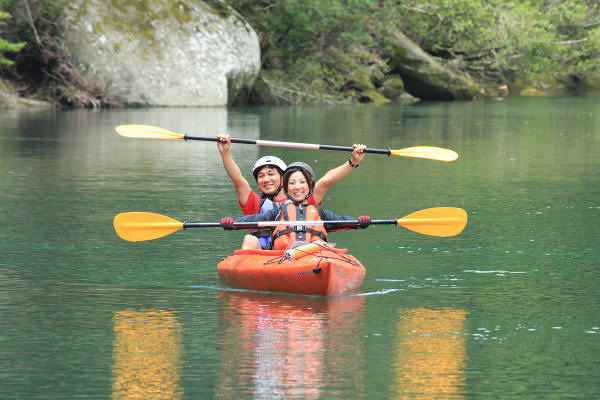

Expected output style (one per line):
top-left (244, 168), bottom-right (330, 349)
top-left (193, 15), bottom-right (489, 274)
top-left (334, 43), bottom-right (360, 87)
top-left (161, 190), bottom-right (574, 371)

top-left (271, 204), bottom-right (328, 250)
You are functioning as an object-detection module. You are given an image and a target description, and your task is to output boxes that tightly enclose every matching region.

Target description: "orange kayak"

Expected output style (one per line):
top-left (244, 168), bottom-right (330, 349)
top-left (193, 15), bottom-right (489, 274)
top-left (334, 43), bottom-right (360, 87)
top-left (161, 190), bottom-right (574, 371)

top-left (217, 243), bottom-right (365, 296)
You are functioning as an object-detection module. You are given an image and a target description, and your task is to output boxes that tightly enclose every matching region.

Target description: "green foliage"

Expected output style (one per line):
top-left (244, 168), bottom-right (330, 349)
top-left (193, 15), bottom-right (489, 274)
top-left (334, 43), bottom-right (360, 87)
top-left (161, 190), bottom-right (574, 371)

top-left (0, 10), bottom-right (25, 65)
top-left (0, 0), bottom-right (64, 42)
top-left (224, 0), bottom-right (396, 90)
top-left (398, 0), bottom-right (498, 53)
top-left (227, 0), bottom-right (600, 97)
top-left (399, 0), bottom-right (600, 80)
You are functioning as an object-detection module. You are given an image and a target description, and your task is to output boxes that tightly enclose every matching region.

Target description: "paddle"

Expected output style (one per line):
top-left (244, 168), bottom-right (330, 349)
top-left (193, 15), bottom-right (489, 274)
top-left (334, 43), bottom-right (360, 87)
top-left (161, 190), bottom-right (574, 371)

top-left (113, 207), bottom-right (467, 242)
top-left (115, 124), bottom-right (458, 162)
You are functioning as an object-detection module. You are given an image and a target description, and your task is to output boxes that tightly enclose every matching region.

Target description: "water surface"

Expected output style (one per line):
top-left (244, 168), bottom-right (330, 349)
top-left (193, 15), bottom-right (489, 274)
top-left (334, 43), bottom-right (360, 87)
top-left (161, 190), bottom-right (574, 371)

top-left (1, 97), bottom-right (599, 399)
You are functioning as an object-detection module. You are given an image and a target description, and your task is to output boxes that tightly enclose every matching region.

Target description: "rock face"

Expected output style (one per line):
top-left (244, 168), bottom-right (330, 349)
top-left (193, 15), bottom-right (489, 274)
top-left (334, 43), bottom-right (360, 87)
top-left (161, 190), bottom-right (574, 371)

top-left (387, 31), bottom-right (482, 100)
top-left (63, 0), bottom-right (260, 106)
top-left (381, 75), bottom-right (419, 105)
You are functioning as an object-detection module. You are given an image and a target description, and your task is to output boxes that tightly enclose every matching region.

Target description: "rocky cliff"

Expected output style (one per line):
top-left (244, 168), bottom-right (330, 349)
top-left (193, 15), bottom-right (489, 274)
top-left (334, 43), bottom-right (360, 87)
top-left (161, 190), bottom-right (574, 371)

top-left (63, 0), bottom-right (260, 106)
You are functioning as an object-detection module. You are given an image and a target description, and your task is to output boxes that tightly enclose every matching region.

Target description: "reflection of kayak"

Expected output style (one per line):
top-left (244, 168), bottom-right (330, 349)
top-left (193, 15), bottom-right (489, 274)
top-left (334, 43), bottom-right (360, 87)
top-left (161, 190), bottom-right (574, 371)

top-left (219, 289), bottom-right (366, 315)
top-left (217, 243), bottom-right (366, 296)
top-left (216, 290), bottom-right (366, 398)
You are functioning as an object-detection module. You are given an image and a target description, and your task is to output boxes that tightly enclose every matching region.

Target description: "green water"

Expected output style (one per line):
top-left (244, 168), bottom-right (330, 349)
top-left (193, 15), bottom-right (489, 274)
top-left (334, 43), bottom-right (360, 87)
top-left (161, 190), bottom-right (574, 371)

top-left (1, 97), bottom-right (599, 399)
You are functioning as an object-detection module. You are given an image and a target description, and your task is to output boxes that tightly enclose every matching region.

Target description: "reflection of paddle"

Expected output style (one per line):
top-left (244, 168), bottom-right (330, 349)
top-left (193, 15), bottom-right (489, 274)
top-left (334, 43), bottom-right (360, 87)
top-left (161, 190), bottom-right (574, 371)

top-left (113, 207), bottom-right (467, 242)
top-left (115, 124), bottom-right (458, 162)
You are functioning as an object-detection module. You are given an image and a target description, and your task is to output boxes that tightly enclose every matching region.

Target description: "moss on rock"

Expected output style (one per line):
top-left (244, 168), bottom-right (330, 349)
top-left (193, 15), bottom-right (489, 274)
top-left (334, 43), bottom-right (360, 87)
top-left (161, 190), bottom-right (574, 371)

top-left (329, 49), bottom-right (389, 105)
top-left (573, 72), bottom-right (600, 93)
top-left (387, 30), bottom-right (482, 100)
top-left (62, 0), bottom-right (260, 106)
top-left (381, 75), bottom-right (419, 104)
top-left (510, 75), bottom-right (568, 96)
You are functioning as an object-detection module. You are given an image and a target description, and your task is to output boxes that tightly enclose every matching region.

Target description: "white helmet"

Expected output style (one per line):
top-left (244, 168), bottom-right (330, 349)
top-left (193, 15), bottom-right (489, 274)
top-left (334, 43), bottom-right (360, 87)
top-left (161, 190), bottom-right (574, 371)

top-left (252, 156), bottom-right (287, 181)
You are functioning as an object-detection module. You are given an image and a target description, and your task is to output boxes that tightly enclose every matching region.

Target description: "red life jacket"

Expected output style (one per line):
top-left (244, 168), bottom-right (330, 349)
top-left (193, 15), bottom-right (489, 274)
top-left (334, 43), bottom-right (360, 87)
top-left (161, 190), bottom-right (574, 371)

top-left (271, 204), bottom-right (328, 250)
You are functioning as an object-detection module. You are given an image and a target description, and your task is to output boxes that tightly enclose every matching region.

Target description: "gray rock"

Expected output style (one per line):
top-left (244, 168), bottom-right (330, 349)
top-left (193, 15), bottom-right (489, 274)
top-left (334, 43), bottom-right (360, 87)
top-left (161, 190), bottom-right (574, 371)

top-left (381, 75), bottom-right (419, 104)
top-left (387, 31), bottom-right (482, 100)
top-left (63, 0), bottom-right (260, 106)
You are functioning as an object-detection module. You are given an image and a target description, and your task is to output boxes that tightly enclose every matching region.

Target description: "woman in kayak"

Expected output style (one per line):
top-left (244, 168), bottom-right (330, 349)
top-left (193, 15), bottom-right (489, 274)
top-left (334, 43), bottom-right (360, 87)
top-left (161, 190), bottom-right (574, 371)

top-left (216, 134), bottom-right (366, 249)
top-left (220, 162), bottom-right (371, 250)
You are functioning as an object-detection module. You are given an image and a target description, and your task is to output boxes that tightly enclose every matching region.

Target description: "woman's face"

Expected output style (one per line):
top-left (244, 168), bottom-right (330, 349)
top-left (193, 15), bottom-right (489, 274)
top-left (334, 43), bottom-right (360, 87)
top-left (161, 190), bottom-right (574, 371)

top-left (286, 171), bottom-right (310, 203)
top-left (256, 167), bottom-right (282, 195)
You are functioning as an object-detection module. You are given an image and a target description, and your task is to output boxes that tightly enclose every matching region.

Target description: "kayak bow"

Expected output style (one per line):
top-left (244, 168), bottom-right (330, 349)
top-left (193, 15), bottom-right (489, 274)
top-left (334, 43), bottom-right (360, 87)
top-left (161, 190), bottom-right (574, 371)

top-left (217, 243), bottom-right (365, 296)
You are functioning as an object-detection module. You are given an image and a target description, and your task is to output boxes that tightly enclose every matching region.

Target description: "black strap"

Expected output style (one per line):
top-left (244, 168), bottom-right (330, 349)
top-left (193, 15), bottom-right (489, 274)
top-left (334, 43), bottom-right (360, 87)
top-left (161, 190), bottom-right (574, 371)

top-left (296, 206), bottom-right (306, 241)
top-left (273, 227), bottom-right (295, 239)
top-left (306, 227), bottom-right (327, 241)
top-left (258, 196), bottom-right (266, 209)
top-left (251, 230), bottom-right (272, 238)
top-left (252, 197), bottom-right (271, 239)
top-left (260, 183), bottom-right (282, 202)
top-left (282, 204), bottom-right (290, 221)
top-left (272, 226), bottom-right (327, 241)
top-left (272, 205), bottom-right (294, 241)
top-left (271, 206), bottom-right (289, 242)
top-left (271, 205), bottom-right (328, 242)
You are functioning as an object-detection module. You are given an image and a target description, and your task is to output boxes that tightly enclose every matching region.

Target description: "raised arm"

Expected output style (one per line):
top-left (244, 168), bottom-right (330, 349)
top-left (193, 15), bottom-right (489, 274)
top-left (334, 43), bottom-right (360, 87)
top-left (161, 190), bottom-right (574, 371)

top-left (312, 144), bottom-right (366, 204)
top-left (217, 134), bottom-right (252, 206)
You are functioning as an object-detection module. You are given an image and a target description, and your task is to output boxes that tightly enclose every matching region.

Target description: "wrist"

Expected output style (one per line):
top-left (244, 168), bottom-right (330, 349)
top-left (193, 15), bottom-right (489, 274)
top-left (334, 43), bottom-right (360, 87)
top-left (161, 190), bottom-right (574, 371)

top-left (348, 158), bottom-right (359, 168)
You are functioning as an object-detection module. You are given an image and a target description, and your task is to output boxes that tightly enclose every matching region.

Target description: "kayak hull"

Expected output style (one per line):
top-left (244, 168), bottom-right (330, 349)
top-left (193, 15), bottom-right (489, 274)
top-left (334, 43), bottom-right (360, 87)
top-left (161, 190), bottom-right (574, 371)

top-left (217, 247), bottom-right (365, 296)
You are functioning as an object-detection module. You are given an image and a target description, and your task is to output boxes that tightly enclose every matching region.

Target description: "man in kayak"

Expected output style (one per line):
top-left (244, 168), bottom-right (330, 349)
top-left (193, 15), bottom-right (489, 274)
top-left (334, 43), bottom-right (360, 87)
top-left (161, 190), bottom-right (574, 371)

top-left (217, 134), bottom-right (366, 249)
top-left (220, 162), bottom-right (371, 250)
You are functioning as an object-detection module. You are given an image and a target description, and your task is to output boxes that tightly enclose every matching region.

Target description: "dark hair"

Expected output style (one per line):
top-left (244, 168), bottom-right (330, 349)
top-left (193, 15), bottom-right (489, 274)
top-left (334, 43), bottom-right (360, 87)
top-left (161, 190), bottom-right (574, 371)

top-left (283, 166), bottom-right (315, 193)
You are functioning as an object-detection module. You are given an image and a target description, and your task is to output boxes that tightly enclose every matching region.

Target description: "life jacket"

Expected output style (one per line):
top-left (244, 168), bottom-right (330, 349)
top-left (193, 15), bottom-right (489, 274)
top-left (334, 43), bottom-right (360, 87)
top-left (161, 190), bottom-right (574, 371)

top-left (253, 196), bottom-right (291, 249)
top-left (271, 204), bottom-right (328, 250)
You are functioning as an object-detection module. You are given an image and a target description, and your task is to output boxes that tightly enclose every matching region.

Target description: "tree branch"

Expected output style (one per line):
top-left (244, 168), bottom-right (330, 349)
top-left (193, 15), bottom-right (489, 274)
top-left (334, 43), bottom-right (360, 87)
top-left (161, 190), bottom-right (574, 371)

top-left (551, 38), bottom-right (589, 46)
top-left (22, 0), bottom-right (42, 45)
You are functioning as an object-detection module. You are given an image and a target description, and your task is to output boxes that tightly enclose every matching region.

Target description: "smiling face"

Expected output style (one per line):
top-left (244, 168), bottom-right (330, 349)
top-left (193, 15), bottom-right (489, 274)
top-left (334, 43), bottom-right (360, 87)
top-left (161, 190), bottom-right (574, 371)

top-left (285, 170), bottom-right (310, 203)
top-left (255, 166), bottom-right (282, 196)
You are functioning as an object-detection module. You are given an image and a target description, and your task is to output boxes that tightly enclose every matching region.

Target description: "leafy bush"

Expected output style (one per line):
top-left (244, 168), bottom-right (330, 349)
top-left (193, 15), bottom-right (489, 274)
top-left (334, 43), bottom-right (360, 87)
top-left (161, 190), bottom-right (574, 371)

top-left (399, 0), bottom-right (600, 80)
top-left (0, 10), bottom-right (25, 65)
top-left (223, 0), bottom-right (396, 100)
top-left (227, 0), bottom-right (600, 93)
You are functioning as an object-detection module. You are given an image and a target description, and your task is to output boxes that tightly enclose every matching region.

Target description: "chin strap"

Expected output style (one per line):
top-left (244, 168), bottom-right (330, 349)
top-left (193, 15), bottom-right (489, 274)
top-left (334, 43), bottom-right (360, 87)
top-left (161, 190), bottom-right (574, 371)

top-left (262, 185), bottom-right (283, 201)
top-left (291, 191), bottom-right (312, 206)
top-left (304, 191), bottom-right (312, 202)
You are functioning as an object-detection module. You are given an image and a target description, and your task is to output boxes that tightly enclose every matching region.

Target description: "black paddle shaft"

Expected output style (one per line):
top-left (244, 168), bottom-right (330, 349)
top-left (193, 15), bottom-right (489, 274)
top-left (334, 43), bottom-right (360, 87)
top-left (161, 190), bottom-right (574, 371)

top-left (183, 135), bottom-right (391, 155)
top-left (319, 144), bottom-right (391, 155)
top-left (183, 219), bottom-right (398, 230)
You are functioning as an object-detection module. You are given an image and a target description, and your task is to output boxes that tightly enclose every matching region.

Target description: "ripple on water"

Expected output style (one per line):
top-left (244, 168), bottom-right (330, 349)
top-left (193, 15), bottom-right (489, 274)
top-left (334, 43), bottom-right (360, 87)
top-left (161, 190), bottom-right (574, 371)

top-left (371, 275), bottom-right (464, 292)
top-left (460, 324), bottom-right (600, 343)
top-left (353, 288), bottom-right (401, 296)
top-left (463, 269), bottom-right (526, 276)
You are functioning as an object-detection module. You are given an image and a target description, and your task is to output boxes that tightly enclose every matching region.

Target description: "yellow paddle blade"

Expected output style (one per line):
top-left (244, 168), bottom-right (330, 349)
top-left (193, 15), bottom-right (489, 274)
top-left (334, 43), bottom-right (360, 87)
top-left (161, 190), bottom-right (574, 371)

top-left (397, 207), bottom-right (467, 237)
top-left (114, 212), bottom-right (184, 241)
top-left (115, 124), bottom-right (185, 140)
top-left (391, 146), bottom-right (458, 162)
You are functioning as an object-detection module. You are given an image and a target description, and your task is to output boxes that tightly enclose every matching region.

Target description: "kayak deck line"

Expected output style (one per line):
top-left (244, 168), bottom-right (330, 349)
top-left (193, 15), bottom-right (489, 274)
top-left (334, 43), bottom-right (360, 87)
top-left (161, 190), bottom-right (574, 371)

top-left (217, 245), bottom-right (365, 296)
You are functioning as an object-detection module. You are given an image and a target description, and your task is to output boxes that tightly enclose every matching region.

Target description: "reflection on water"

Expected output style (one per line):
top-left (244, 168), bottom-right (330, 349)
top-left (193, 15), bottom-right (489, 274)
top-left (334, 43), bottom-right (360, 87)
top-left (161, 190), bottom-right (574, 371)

top-left (216, 292), bottom-right (365, 399)
top-left (112, 310), bottom-right (183, 400)
top-left (393, 308), bottom-right (467, 399)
